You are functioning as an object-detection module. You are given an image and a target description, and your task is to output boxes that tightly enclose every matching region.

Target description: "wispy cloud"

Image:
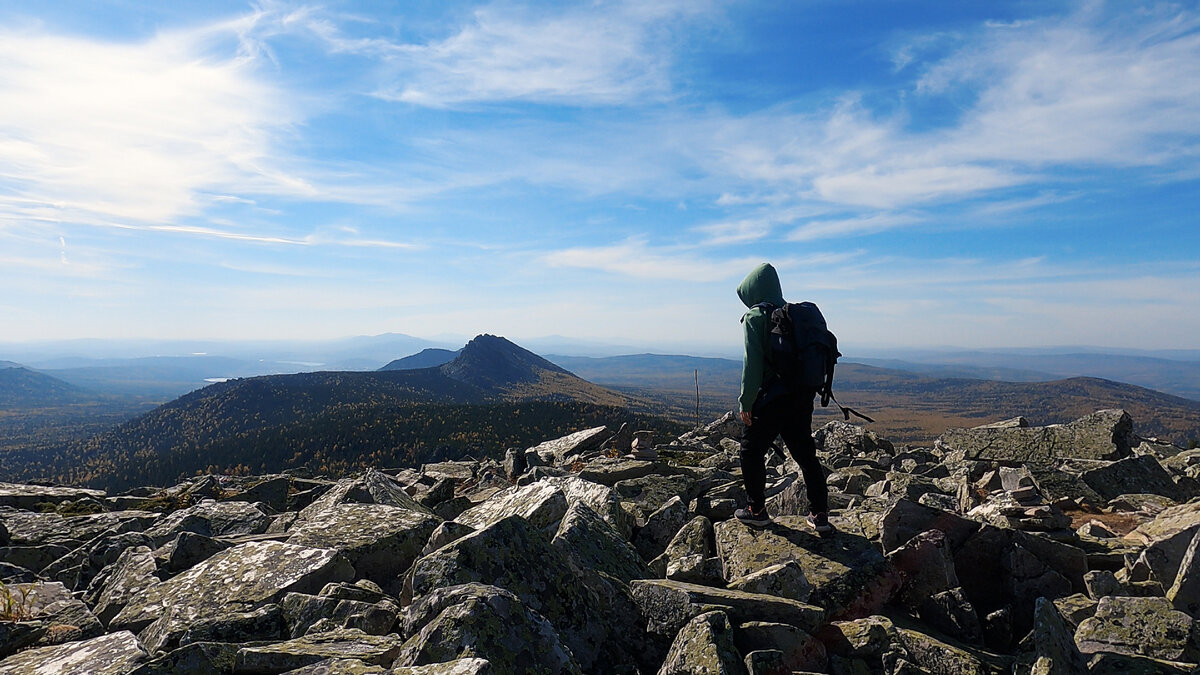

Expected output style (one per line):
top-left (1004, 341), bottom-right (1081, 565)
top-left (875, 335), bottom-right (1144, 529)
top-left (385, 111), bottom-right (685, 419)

top-left (787, 213), bottom-right (921, 242)
top-left (363, 1), bottom-right (715, 107)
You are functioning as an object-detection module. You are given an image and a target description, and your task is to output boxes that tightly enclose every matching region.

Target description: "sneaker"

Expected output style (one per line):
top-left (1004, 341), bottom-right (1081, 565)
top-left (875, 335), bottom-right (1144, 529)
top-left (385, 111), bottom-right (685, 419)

top-left (735, 506), bottom-right (771, 527)
top-left (808, 511), bottom-right (834, 533)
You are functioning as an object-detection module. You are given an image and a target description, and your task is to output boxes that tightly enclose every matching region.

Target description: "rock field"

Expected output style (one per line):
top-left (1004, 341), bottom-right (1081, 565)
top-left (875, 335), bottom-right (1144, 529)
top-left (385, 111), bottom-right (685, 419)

top-left (2, 408), bottom-right (1200, 674)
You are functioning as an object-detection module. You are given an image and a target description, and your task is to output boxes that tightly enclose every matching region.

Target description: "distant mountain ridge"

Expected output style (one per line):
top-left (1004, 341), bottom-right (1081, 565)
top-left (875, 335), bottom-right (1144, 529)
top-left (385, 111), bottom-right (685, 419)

top-left (26, 335), bottom-right (648, 490)
top-left (380, 348), bottom-right (458, 371)
top-left (0, 365), bottom-right (89, 408)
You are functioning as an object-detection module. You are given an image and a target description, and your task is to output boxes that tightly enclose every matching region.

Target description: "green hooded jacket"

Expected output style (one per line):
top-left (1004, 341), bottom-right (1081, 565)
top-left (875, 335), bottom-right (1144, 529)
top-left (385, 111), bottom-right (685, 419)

top-left (736, 262), bottom-right (786, 412)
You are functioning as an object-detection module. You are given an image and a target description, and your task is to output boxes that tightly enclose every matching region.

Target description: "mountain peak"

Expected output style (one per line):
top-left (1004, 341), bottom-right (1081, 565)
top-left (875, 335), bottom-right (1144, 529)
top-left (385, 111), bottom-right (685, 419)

top-left (439, 334), bottom-right (570, 390)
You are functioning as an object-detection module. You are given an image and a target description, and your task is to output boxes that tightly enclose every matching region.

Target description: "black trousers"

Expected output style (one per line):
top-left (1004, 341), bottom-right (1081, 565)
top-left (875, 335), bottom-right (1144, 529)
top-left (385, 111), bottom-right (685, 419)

top-left (740, 390), bottom-right (828, 514)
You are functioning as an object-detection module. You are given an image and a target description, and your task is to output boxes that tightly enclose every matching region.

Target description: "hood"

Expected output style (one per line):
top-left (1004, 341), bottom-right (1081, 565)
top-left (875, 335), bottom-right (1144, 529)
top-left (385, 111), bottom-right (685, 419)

top-left (737, 262), bottom-right (785, 309)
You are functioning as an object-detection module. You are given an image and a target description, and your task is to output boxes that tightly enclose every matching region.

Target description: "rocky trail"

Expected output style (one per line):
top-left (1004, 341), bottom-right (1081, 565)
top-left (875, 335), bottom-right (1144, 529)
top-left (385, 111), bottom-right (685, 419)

top-left (2, 408), bottom-right (1200, 674)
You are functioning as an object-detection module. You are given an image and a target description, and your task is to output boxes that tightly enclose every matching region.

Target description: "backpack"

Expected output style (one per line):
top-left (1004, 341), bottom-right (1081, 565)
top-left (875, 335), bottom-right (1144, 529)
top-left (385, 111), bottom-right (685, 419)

top-left (755, 301), bottom-right (874, 423)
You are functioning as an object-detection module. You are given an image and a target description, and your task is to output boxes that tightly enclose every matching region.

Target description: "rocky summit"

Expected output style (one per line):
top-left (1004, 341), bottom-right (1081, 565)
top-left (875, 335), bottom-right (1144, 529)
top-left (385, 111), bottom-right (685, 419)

top-left (2, 408), bottom-right (1200, 674)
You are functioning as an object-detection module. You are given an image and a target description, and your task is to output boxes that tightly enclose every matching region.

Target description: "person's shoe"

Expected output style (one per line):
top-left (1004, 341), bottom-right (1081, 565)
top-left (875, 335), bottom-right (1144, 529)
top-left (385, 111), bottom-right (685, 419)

top-left (808, 511), bottom-right (834, 533)
top-left (735, 506), bottom-right (771, 527)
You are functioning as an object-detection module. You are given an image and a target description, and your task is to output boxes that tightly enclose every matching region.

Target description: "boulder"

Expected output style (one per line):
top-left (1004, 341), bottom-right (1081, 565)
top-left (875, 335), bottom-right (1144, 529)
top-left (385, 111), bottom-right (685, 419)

top-left (630, 579), bottom-right (824, 638)
top-left (1167, 528), bottom-right (1200, 617)
top-left (0, 483), bottom-right (107, 510)
top-left (734, 621), bottom-right (826, 673)
top-left (652, 515), bottom-right (717, 582)
top-left (544, 476), bottom-right (634, 539)
top-left (179, 603), bottom-right (285, 645)
top-left (298, 469), bottom-right (431, 522)
top-left (142, 499), bottom-right (270, 546)
top-left (937, 410), bottom-right (1133, 463)
top-left (887, 529), bottom-right (958, 613)
top-left (279, 657), bottom-right (387, 674)
top-left (88, 545), bottom-right (160, 626)
top-left (110, 540), bottom-right (354, 653)
top-left (42, 530), bottom-right (154, 592)
top-left (552, 501), bottom-right (650, 584)
top-left (920, 587), bottom-right (982, 644)
top-left (281, 591), bottom-right (399, 639)
top-left (1, 581), bottom-right (104, 646)
top-left (614, 473), bottom-right (702, 520)
top-left (0, 620), bottom-right (46, 660)
top-left (816, 422), bottom-right (895, 459)
top-left (656, 610), bottom-right (743, 675)
top-left (396, 583), bottom-right (580, 675)
top-left (727, 561), bottom-right (812, 604)
top-left (154, 531), bottom-right (231, 576)
top-left (452, 481), bottom-right (567, 534)
top-left (633, 496), bottom-right (690, 561)
top-left (576, 458), bottom-right (657, 486)
top-left (879, 499), bottom-right (980, 554)
top-left (891, 626), bottom-right (1010, 674)
top-left (714, 517), bottom-right (894, 616)
top-left (286, 504), bottom-right (439, 593)
top-left (1075, 595), bottom-right (1199, 662)
top-left (525, 426), bottom-right (610, 465)
top-left (1030, 596), bottom-right (1088, 674)
top-left (1127, 501), bottom-right (1200, 587)
top-left (0, 630), bottom-right (146, 675)
top-left (233, 628), bottom-right (404, 672)
top-left (221, 475), bottom-right (290, 512)
top-left (1080, 455), bottom-right (1188, 502)
top-left (409, 515), bottom-right (641, 673)
top-left (390, 660), bottom-right (494, 674)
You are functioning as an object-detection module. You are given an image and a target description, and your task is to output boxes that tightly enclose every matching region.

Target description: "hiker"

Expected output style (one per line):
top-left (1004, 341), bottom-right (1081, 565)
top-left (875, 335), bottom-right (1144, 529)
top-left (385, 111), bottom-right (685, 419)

top-left (733, 262), bottom-right (832, 532)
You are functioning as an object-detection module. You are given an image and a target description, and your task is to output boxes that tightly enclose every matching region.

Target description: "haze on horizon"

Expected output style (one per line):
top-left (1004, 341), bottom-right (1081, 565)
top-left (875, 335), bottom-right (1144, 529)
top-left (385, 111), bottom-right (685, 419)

top-left (1, 1), bottom-right (1198, 354)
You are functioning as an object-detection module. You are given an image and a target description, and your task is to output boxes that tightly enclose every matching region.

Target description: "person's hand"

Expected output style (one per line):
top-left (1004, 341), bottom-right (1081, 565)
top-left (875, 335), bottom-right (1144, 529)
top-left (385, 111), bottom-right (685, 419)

top-left (740, 411), bottom-right (752, 426)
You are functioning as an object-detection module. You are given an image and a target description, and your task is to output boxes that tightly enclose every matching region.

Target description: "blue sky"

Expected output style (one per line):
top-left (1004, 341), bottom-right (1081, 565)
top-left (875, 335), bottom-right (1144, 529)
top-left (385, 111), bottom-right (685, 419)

top-left (1, 0), bottom-right (1198, 354)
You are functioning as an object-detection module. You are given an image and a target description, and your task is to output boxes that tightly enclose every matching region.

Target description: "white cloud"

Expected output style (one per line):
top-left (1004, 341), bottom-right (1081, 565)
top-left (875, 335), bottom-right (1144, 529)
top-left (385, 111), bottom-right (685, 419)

top-left (787, 213), bottom-right (921, 242)
top-left (0, 19), bottom-right (302, 226)
top-left (545, 238), bottom-right (759, 282)
top-left (368, 1), bottom-right (715, 106)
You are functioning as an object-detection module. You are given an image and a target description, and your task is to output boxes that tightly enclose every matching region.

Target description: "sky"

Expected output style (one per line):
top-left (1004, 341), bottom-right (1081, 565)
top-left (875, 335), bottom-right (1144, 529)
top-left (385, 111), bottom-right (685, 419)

top-left (1, 0), bottom-right (1198, 355)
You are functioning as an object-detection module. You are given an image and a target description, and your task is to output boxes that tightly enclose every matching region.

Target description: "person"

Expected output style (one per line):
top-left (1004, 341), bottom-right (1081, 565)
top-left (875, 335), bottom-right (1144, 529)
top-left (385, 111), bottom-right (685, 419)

top-left (733, 262), bottom-right (832, 532)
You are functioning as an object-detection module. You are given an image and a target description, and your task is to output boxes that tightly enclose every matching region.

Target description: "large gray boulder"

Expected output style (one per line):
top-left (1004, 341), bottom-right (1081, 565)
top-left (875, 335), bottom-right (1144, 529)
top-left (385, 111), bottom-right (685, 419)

top-left (630, 579), bottom-right (824, 638)
top-left (937, 409), bottom-right (1134, 463)
top-left (42, 530), bottom-right (155, 592)
top-left (109, 540), bottom-right (354, 653)
top-left (1127, 501), bottom-right (1200, 587)
top-left (0, 483), bottom-right (107, 511)
top-left (0, 630), bottom-right (146, 675)
top-left (1, 581), bottom-right (104, 646)
top-left (88, 545), bottom-right (160, 626)
top-left (286, 504), bottom-right (439, 593)
top-left (544, 476), bottom-right (634, 539)
top-left (714, 517), bottom-right (893, 615)
top-left (1075, 595), bottom-right (1199, 662)
top-left (1030, 596), bottom-right (1088, 674)
top-left (551, 501), bottom-right (650, 584)
top-left (452, 481), bottom-right (567, 534)
top-left (142, 499), bottom-right (270, 546)
top-left (396, 583), bottom-right (580, 675)
top-left (653, 515), bottom-right (722, 585)
top-left (1080, 454), bottom-right (1189, 502)
top-left (525, 426), bottom-right (610, 465)
top-left (298, 469), bottom-right (431, 522)
top-left (1167, 528), bottom-right (1200, 617)
top-left (656, 610), bottom-right (744, 675)
top-left (409, 515), bottom-right (642, 673)
top-left (233, 628), bottom-right (403, 672)
top-left (633, 496), bottom-right (690, 561)
top-left (726, 561), bottom-right (812, 604)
